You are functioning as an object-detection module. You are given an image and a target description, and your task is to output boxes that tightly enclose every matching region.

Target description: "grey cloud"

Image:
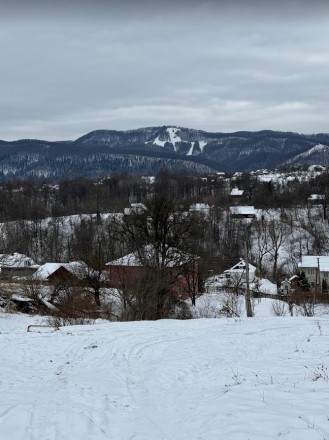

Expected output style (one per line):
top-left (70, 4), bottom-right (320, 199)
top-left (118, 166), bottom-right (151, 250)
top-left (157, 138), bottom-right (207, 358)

top-left (0, 1), bottom-right (329, 139)
top-left (2, 0), bottom-right (329, 20)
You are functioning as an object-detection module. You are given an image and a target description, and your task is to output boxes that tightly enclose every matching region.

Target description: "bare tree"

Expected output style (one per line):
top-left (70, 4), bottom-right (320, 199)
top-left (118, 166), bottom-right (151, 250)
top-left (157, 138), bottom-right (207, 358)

top-left (251, 217), bottom-right (271, 277)
top-left (266, 219), bottom-right (289, 282)
top-left (68, 215), bottom-right (113, 306)
top-left (113, 194), bottom-right (202, 319)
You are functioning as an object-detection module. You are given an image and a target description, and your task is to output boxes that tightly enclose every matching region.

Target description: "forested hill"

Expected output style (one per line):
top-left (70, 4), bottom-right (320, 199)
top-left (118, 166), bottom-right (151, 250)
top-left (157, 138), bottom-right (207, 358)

top-left (1, 126), bottom-right (329, 180)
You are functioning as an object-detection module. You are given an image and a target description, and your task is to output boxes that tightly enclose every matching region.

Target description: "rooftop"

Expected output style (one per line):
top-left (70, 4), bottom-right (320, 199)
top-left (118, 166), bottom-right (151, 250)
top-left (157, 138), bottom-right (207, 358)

top-left (298, 256), bottom-right (329, 272)
top-left (106, 244), bottom-right (198, 268)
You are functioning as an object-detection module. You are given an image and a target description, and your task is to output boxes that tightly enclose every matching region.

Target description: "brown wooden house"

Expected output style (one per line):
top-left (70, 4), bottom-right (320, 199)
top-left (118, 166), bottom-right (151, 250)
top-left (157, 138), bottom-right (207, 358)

top-left (33, 261), bottom-right (89, 288)
top-left (106, 245), bottom-right (199, 300)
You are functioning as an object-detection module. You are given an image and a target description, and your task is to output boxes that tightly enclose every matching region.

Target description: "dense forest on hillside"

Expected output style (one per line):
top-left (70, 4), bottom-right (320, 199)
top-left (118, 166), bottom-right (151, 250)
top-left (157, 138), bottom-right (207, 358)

top-left (0, 167), bottom-right (327, 268)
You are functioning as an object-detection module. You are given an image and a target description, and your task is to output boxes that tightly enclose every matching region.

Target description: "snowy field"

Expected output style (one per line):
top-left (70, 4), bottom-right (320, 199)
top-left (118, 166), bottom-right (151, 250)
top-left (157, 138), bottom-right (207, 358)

top-left (1, 305), bottom-right (329, 440)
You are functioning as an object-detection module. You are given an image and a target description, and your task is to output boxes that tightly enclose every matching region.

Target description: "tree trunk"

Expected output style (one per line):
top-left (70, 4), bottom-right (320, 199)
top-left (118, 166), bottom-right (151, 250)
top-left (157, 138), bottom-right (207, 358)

top-left (94, 289), bottom-right (101, 306)
top-left (245, 240), bottom-right (253, 317)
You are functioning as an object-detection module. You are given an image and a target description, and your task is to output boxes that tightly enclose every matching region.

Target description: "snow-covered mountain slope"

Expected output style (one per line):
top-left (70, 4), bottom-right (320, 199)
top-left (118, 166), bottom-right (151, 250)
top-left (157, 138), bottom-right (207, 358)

top-left (75, 126), bottom-right (210, 156)
top-left (284, 143), bottom-right (329, 166)
top-left (74, 126), bottom-right (329, 171)
top-left (1, 127), bottom-right (329, 179)
top-left (1, 311), bottom-right (329, 440)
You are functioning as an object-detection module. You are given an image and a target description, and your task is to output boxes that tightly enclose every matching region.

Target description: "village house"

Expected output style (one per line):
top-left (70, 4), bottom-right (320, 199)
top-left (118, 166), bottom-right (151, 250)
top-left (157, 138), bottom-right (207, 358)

top-left (216, 172), bottom-right (226, 178)
top-left (124, 203), bottom-right (147, 215)
top-left (224, 259), bottom-right (256, 283)
top-left (189, 203), bottom-right (212, 217)
top-left (229, 206), bottom-right (256, 219)
top-left (298, 256), bottom-right (329, 293)
top-left (280, 275), bottom-right (299, 295)
top-left (0, 253), bottom-right (40, 279)
top-left (106, 245), bottom-right (199, 300)
top-left (230, 187), bottom-right (244, 197)
top-left (307, 194), bottom-right (325, 205)
top-left (307, 194), bottom-right (327, 219)
top-left (230, 187), bottom-right (244, 204)
top-left (33, 261), bottom-right (89, 287)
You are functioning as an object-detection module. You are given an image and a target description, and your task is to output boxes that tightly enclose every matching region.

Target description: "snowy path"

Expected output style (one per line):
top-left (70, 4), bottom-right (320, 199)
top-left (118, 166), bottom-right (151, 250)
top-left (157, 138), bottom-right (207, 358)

top-left (1, 313), bottom-right (329, 439)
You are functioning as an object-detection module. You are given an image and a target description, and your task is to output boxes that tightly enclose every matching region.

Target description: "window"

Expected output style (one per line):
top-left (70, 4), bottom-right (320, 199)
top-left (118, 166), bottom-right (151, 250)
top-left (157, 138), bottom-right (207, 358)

top-left (308, 268), bottom-right (315, 275)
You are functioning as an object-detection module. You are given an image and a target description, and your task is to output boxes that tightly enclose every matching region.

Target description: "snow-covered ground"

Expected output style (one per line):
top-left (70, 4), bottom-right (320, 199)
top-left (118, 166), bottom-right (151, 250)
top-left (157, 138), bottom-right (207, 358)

top-left (1, 306), bottom-right (329, 440)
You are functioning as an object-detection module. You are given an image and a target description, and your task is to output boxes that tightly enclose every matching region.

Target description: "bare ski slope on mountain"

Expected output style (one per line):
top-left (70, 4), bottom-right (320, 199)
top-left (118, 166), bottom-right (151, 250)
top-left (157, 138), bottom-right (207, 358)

top-left (1, 307), bottom-right (329, 440)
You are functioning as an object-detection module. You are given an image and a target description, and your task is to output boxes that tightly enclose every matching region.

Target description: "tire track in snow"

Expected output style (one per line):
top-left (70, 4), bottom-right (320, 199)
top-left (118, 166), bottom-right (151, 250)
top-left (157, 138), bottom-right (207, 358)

top-left (122, 332), bottom-right (194, 440)
top-left (23, 335), bottom-right (87, 440)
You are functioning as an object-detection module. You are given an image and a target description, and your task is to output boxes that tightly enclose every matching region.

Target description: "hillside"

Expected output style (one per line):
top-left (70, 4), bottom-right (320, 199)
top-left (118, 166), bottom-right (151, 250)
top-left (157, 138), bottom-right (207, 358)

top-left (1, 127), bottom-right (329, 180)
top-left (1, 308), bottom-right (329, 439)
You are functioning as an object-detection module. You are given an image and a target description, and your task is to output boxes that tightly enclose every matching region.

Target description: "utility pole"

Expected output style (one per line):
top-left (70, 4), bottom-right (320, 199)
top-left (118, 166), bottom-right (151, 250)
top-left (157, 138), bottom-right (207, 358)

top-left (244, 237), bottom-right (253, 317)
top-left (317, 257), bottom-right (321, 294)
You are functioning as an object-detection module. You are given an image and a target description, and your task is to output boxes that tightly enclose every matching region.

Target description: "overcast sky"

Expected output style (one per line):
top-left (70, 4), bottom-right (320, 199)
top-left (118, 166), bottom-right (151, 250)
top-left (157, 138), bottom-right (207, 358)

top-left (1, 0), bottom-right (329, 140)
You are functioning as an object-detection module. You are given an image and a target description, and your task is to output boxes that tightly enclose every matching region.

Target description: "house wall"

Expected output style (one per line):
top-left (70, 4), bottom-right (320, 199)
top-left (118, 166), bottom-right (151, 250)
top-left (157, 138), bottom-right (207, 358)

top-left (47, 267), bottom-right (81, 287)
top-left (0, 267), bottom-right (39, 279)
top-left (300, 266), bottom-right (329, 292)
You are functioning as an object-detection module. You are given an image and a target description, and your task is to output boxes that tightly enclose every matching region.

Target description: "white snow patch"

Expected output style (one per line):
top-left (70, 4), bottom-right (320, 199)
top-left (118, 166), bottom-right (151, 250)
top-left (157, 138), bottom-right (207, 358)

top-left (187, 141), bottom-right (195, 156)
top-left (199, 140), bottom-right (207, 152)
top-left (166, 127), bottom-right (181, 151)
top-left (153, 136), bottom-right (166, 147)
top-left (251, 278), bottom-right (278, 295)
top-left (1, 311), bottom-right (329, 439)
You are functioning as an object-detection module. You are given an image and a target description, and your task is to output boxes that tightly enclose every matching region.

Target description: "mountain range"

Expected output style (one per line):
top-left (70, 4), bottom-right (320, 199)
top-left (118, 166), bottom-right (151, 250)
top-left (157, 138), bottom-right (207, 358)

top-left (1, 126), bottom-right (329, 180)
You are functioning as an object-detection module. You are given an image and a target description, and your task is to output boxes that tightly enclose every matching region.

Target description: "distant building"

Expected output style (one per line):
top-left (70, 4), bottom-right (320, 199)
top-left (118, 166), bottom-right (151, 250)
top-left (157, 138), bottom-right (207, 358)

top-left (280, 275), bottom-right (299, 294)
top-left (0, 253), bottom-right (39, 278)
top-left (307, 194), bottom-right (325, 205)
top-left (33, 261), bottom-right (90, 287)
top-left (224, 259), bottom-right (256, 283)
top-left (298, 256), bottom-right (329, 292)
top-left (230, 187), bottom-right (244, 197)
top-left (106, 244), bottom-right (199, 300)
top-left (229, 206), bottom-right (256, 219)
top-left (124, 203), bottom-right (147, 215)
top-left (216, 172), bottom-right (226, 178)
top-left (189, 203), bottom-right (212, 216)
top-left (280, 278), bottom-right (291, 295)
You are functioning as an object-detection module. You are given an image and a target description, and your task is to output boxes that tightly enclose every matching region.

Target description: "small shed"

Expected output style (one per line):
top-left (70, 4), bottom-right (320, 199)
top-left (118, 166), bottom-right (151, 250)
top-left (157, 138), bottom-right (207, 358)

top-left (280, 278), bottom-right (291, 295)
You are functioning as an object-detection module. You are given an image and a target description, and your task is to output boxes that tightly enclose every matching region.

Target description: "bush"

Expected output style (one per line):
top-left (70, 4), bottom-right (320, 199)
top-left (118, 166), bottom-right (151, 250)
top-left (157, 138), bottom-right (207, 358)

top-left (271, 300), bottom-right (287, 316)
top-left (219, 291), bottom-right (242, 317)
top-left (171, 301), bottom-right (193, 320)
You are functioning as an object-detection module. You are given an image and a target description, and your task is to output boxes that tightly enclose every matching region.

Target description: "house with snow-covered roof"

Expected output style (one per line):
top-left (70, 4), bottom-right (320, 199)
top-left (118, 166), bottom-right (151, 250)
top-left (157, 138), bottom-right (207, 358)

top-left (124, 203), bottom-right (147, 216)
top-left (230, 187), bottom-right (244, 197)
top-left (0, 253), bottom-right (40, 278)
top-left (230, 187), bottom-right (244, 205)
top-left (33, 261), bottom-right (90, 287)
top-left (224, 259), bottom-right (256, 283)
top-left (229, 206), bottom-right (256, 219)
top-left (106, 244), bottom-right (199, 300)
top-left (298, 256), bottom-right (329, 292)
top-left (307, 194), bottom-right (325, 205)
top-left (189, 203), bottom-right (212, 216)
